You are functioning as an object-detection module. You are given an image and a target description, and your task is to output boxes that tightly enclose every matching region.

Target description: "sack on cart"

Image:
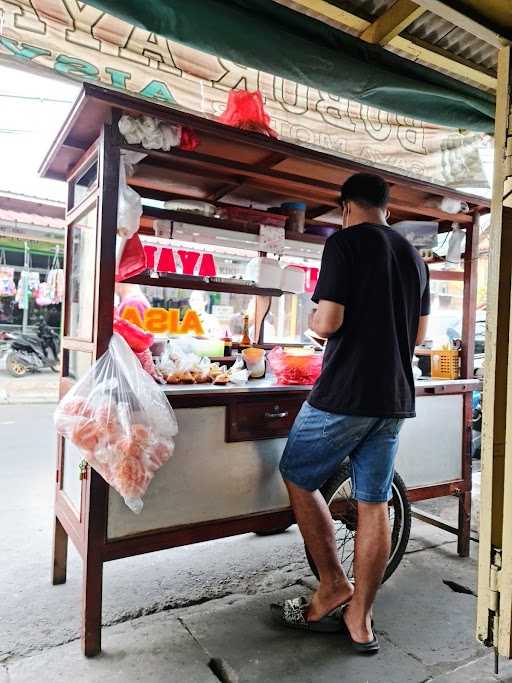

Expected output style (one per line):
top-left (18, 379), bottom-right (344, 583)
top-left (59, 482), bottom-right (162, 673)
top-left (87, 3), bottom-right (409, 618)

top-left (54, 333), bottom-right (178, 513)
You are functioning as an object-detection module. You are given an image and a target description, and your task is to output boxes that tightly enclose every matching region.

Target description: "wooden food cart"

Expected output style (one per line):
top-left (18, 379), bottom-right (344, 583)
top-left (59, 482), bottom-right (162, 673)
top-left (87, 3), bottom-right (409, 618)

top-left (41, 83), bottom-right (485, 656)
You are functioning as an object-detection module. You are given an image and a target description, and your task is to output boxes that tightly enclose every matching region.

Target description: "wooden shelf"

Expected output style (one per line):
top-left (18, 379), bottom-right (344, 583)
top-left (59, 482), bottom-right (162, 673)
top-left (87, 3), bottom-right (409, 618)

top-left (140, 205), bottom-right (327, 246)
top-left (124, 272), bottom-right (283, 297)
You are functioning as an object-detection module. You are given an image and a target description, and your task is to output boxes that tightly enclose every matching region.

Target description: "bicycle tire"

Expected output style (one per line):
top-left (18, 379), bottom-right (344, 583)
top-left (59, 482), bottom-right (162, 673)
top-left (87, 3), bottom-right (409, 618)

top-left (305, 464), bottom-right (411, 584)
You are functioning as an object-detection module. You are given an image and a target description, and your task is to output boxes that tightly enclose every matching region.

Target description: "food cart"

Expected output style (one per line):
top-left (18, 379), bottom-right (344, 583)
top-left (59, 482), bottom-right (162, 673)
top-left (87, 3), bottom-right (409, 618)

top-left (41, 83), bottom-right (485, 656)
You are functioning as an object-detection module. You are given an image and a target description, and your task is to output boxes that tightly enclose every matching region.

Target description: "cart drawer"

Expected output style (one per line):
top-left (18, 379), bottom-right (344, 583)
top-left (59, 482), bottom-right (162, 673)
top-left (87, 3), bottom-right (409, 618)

top-left (226, 398), bottom-right (303, 442)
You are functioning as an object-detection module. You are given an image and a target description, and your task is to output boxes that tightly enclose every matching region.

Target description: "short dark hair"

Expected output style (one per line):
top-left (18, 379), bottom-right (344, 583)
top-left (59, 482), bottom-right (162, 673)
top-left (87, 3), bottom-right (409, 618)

top-left (340, 173), bottom-right (390, 209)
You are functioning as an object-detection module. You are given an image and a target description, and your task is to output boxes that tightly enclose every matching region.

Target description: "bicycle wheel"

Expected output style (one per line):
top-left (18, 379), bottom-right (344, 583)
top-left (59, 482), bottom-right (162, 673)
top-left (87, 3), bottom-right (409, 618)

top-left (305, 463), bottom-right (411, 584)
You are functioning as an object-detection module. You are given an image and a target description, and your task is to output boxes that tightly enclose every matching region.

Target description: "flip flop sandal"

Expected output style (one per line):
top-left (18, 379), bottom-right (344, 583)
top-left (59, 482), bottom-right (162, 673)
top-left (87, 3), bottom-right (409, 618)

top-left (340, 608), bottom-right (380, 654)
top-left (270, 596), bottom-right (346, 633)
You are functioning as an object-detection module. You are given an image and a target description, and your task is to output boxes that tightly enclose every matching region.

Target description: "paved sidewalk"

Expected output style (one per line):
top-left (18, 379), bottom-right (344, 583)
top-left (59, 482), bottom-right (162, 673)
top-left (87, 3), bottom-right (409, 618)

top-left (0, 369), bottom-right (58, 404)
top-left (0, 405), bottom-right (503, 683)
top-left (3, 542), bottom-right (512, 682)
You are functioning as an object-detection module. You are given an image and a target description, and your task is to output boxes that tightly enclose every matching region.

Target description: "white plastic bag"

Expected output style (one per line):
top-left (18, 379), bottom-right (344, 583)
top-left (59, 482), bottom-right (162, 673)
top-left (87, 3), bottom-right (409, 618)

top-left (446, 223), bottom-right (465, 265)
top-left (117, 152), bottom-right (145, 239)
top-left (116, 151), bottom-right (146, 275)
top-left (119, 114), bottom-right (181, 151)
top-left (54, 334), bottom-right (178, 513)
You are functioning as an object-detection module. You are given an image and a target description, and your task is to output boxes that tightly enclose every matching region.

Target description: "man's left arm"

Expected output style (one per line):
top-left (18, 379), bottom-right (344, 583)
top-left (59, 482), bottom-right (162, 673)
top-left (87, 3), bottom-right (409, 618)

top-left (311, 300), bottom-right (345, 338)
top-left (310, 237), bottom-right (349, 338)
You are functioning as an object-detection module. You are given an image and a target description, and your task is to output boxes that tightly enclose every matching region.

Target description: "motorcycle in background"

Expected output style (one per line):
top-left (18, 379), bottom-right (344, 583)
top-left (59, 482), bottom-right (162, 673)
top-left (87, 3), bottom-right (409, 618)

top-left (4, 319), bottom-right (60, 377)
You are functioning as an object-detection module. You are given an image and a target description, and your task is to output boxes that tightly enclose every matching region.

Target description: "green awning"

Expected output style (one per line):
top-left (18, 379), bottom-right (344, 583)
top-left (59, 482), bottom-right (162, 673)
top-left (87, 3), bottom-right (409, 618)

top-left (86, 0), bottom-right (495, 133)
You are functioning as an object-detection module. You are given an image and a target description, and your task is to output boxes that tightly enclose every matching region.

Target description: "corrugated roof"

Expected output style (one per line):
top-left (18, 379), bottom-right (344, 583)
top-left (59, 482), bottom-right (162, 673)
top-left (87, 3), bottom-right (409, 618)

top-left (0, 209), bottom-right (64, 230)
top-left (300, 0), bottom-right (498, 91)
top-left (405, 12), bottom-right (498, 73)
top-left (331, 0), bottom-right (498, 74)
top-left (329, 0), bottom-right (392, 18)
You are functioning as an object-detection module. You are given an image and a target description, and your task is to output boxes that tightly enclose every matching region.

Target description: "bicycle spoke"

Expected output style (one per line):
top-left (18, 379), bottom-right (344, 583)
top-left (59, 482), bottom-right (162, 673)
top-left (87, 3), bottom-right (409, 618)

top-left (313, 473), bottom-right (409, 588)
top-left (342, 549), bottom-right (354, 567)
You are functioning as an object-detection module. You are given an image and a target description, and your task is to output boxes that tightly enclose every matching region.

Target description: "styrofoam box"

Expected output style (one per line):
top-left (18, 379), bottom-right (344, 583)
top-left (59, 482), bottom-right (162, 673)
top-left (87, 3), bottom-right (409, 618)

top-left (281, 265), bottom-right (306, 294)
top-left (244, 257), bottom-right (282, 289)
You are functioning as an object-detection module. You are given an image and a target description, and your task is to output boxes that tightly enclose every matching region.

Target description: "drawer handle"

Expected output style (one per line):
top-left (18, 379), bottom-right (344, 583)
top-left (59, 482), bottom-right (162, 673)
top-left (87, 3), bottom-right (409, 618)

top-left (264, 411), bottom-right (289, 419)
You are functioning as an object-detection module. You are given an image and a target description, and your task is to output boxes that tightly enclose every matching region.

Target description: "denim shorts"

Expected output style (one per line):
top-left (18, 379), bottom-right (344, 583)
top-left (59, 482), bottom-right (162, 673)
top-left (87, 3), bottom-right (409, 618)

top-left (279, 402), bottom-right (404, 503)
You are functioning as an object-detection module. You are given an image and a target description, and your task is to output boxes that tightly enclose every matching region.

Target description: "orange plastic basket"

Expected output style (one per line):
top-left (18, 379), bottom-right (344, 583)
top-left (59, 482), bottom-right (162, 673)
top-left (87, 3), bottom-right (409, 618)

top-left (431, 349), bottom-right (460, 380)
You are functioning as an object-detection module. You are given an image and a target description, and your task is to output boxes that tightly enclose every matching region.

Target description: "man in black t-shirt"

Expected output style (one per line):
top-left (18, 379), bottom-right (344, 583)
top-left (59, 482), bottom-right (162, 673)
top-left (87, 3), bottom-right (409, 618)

top-left (275, 173), bottom-right (430, 653)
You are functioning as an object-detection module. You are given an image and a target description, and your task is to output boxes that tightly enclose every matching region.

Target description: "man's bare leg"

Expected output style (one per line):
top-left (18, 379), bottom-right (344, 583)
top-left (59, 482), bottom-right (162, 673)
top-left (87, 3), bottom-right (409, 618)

top-left (343, 501), bottom-right (390, 642)
top-left (285, 480), bottom-right (354, 620)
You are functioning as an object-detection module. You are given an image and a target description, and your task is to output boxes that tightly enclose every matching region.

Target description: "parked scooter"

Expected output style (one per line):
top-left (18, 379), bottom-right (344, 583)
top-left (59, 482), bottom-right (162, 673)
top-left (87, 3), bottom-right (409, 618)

top-left (5, 319), bottom-right (60, 377)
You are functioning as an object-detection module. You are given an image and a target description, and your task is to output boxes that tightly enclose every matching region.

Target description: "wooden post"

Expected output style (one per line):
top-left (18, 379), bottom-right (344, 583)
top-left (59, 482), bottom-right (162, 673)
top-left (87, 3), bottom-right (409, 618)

top-left (457, 213), bottom-right (479, 557)
top-left (476, 45), bottom-right (512, 655)
top-left (51, 180), bottom-right (74, 586)
top-left (52, 516), bottom-right (69, 585)
top-left (81, 121), bottom-right (119, 657)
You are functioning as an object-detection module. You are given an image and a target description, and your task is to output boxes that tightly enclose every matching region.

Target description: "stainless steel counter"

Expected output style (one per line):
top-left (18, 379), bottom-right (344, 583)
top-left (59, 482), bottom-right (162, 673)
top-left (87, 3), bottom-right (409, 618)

top-left (162, 378), bottom-right (311, 396)
top-left (162, 377), bottom-right (480, 397)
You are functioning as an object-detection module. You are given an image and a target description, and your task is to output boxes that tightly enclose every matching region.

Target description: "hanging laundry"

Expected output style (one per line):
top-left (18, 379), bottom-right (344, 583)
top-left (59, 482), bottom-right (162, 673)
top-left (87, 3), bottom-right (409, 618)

top-left (47, 268), bottom-right (64, 304)
top-left (0, 251), bottom-right (16, 297)
top-left (36, 281), bottom-right (52, 307)
top-left (0, 267), bottom-right (16, 297)
top-left (15, 271), bottom-right (41, 310)
top-left (16, 271), bottom-right (29, 310)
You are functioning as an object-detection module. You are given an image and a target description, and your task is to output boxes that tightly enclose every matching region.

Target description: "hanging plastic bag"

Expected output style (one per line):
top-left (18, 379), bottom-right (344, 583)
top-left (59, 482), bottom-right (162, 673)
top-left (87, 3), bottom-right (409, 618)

top-left (115, 233), bottom-right (147, 282)
top-left (446, 223), bottom-right (465, 265)
top-left (54, 333), bottom-right (178, 513)
top-left (117, 152), bottom-right (143, 240)
top-left (116, 151), bottom-right (146, 276)
top-left (217, 90), bottom-right (277, 138)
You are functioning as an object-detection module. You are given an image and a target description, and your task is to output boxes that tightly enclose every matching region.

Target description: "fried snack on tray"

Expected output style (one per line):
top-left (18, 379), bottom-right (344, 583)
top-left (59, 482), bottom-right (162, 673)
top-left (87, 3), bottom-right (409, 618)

top-left (213, 372), bottom-right (230, 385)
top-left (193, 371), bottom-right (212, 384)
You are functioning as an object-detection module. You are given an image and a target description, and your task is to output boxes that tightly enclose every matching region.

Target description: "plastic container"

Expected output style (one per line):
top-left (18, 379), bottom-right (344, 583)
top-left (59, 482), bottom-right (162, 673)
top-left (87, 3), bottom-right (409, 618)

top-left (224, 206), bottom-right (287, 228)
top-left (267, 346), bottom-right (323, 385)
top-left (190, 338), bottom-right (225, 357)
top-left (242, 347), bottom-right (266, 378)
top-left (431, 349), bottom-right (460, 379)
top-left (244, 257), bottom-right (282, 288)
top-left (281, 265), bottom-right (306, 294)
top-left (164, 200), bottom-right (216, 216)
top-left (281, 202), bottom-right (306, 233)
top-left (391, 221), bottom-right (438, 249)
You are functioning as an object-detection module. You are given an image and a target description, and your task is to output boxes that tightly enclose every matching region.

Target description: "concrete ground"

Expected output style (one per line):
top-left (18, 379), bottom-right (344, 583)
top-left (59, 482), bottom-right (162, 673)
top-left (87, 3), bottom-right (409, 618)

top-left (1, 404), bottom-right (511, 682)
top-left (0, 368), bottom-right (58, 404)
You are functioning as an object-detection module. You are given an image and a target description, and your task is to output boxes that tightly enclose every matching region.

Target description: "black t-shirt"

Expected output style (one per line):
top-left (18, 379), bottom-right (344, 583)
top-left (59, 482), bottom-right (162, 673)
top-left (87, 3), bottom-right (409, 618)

top-left (309, 223), bottom-right (430, 418)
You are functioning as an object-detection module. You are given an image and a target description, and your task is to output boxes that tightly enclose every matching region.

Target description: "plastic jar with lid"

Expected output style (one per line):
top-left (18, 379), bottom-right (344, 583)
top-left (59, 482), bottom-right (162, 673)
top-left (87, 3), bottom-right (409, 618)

top-left (281, 202), bottom-right (306, 233)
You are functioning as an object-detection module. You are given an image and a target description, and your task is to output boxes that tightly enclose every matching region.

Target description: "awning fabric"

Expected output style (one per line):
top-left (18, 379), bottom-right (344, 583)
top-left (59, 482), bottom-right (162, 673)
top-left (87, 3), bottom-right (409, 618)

top-left (86, 0), bottom-right (495, 133)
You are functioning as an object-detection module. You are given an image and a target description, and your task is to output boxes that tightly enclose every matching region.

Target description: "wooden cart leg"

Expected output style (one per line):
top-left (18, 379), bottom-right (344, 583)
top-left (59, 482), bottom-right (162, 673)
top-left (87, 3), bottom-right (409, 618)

top-left (81, 554), bottom-right (104, 657)
top-left (52, 516), bottom-right (68, 585)
top-left (457, 490), bottom-right (471, 557)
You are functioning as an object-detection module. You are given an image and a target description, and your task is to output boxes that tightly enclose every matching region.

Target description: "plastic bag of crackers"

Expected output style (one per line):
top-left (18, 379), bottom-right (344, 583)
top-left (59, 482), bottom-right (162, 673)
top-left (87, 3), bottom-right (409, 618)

top-left (54, 333), bottom-right (178, 513)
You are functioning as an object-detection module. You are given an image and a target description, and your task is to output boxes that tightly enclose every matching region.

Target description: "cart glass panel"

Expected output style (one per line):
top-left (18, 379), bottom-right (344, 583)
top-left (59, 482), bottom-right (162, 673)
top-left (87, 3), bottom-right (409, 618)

top-left (67, 208), bottom-right (97, 340)
top-left (62, 439), bottom-right (84, 513)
